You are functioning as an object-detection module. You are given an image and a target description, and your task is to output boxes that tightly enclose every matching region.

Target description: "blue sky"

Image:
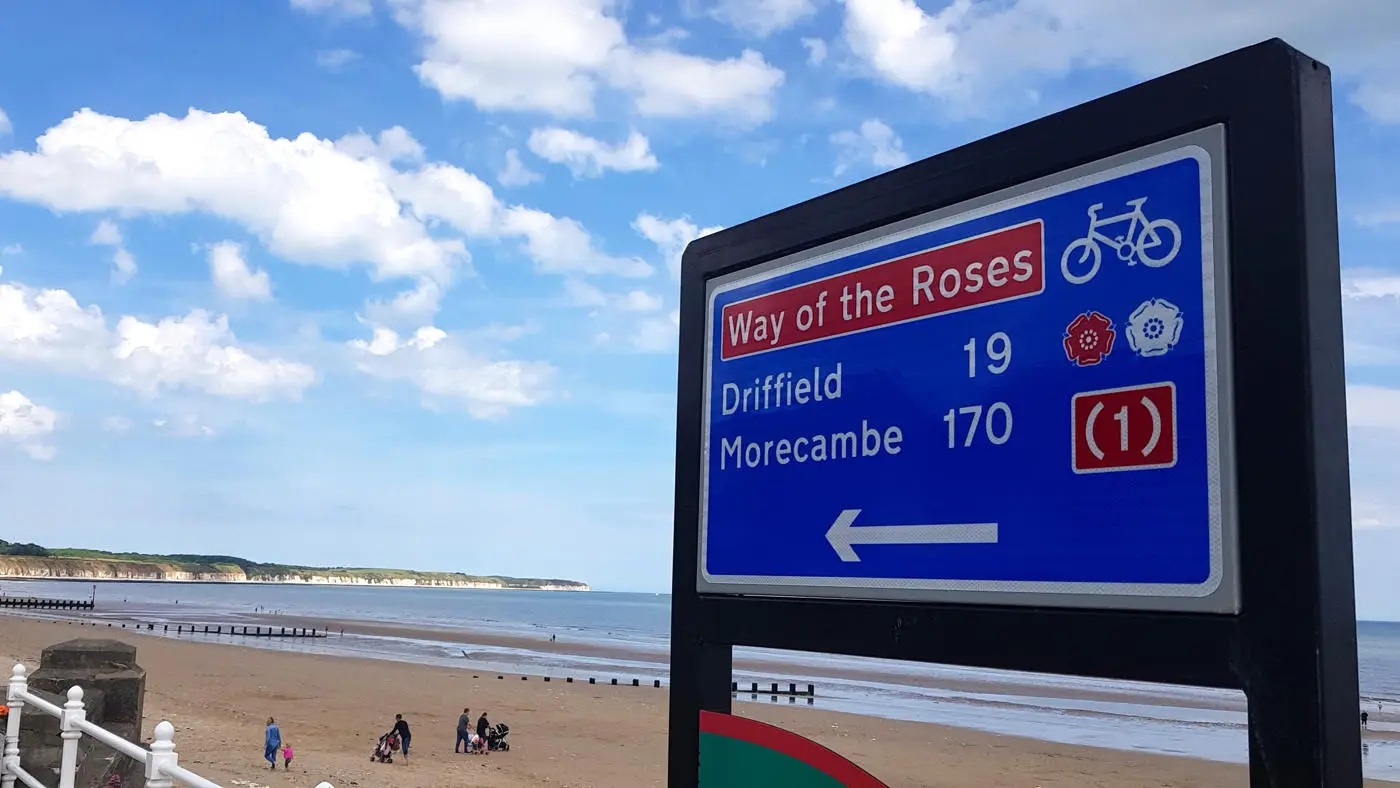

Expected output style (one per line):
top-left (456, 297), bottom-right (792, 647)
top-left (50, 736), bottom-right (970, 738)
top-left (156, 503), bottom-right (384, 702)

top-left (1, 0), bottom-right (1399, 606)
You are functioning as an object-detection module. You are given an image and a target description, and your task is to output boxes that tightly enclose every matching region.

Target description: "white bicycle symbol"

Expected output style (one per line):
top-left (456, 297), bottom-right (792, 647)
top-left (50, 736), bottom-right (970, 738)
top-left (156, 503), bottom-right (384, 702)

top-left (1060, 197), bottom-right (1182, 285)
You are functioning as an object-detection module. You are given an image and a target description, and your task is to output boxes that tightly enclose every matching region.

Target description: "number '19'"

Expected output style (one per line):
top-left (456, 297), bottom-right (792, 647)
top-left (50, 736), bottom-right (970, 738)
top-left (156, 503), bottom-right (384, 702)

top-left (964, 332), bottom-right (1011, 378)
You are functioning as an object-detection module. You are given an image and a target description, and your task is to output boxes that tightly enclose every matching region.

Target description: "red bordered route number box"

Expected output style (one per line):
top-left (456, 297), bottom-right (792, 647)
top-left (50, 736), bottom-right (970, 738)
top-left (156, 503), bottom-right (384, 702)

top-left (1071, 382), bottom-right (1178, 474)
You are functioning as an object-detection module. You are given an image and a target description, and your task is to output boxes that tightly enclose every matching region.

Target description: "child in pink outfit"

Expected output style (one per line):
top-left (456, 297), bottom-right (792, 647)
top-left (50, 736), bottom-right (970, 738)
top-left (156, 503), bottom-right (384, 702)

top-left (281, 743), bottom-right (293, 769)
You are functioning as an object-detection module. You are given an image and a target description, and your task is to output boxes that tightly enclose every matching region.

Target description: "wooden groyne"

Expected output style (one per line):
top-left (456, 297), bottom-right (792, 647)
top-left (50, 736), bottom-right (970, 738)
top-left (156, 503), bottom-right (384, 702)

top-left (467, 672), bottom-right (816, 703)
top-left (169, 623), bottom-right (327, 638)
top-left (0, 595), bottom-right (94, 610)
top-left (66, 620), bottom-right (328, 638)
top-left (732, 680), bottom-right (816, 697)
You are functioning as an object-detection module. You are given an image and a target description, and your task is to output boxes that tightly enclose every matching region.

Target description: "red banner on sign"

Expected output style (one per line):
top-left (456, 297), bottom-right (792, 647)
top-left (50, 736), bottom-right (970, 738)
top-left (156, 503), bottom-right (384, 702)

top-left (1072, 382), bottom-right (1178, 473)
top-left (719, 220), bottom-right (1044, 360)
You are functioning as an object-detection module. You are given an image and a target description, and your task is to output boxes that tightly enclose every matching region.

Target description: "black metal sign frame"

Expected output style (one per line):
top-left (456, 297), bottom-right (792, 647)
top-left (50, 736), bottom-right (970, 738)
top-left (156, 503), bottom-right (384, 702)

top-left (669, 39), bottom-right (1359, 788)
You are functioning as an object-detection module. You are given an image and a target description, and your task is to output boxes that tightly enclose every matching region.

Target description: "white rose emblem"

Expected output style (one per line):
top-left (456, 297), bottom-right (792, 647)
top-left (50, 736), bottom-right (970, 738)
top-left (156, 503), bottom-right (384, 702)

top-left (1125, 298), bottom-right (1183, 357)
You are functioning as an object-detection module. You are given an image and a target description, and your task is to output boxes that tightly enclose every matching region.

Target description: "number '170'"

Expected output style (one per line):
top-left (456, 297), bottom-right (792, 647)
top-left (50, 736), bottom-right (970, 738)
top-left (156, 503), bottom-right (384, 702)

top-left (944, 403), bottom-right (1013, 448)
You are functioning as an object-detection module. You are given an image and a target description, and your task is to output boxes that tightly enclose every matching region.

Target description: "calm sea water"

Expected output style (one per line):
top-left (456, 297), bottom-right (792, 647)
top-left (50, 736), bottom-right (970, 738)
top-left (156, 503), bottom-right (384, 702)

top-left (7, 579), bottom-right (1400, 779)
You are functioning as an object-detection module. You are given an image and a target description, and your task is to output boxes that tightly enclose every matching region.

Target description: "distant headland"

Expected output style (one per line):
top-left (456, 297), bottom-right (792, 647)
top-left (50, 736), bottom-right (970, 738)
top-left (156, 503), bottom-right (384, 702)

top-left (0, 540), bottom-right (589, 591)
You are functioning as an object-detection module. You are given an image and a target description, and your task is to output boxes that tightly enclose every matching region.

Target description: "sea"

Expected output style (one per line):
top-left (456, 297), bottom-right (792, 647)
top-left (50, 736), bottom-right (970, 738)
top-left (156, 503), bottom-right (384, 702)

top-left (4, 579), bottom-right (1400, 780)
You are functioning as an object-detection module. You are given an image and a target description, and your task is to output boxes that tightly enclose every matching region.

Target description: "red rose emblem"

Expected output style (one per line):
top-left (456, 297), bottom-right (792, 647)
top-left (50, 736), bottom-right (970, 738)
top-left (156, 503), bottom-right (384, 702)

top-left (1064, 311), bottom-right (1115, 366)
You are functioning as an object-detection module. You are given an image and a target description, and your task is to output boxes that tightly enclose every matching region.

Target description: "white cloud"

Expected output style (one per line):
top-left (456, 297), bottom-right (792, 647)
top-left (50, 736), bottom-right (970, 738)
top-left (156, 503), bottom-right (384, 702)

top-left (349, 324), bottom-right (554, 418)
top-left (618, 290), bottom-right (664, 311)
top-left (111, 250), bottom-right (137, 283)
top-left (1358, 206), bottom-right (1400, 228)
top-left (497, 149), bottom-right (543, 187)
top-left (1344, 272), bottom-right (1400, 300)
top-left (567, 276), bottom-right (671, 355)
top-left (468, 321), bottom-right (538, 342)
top-left (712, 0), bottom-right (818, 36)
top-left (390, 0), bottom-right (623, 116)
top-left (637, 25), bottom-right (689, 49)
top-left (388, 0), bottom-right (785, 125)
top-left (0, 277), bottom-right (315, 402)
top-left (840, 0), bottom-right (1400, 123)
top-left (1342, 270), bottom-right (1400, 367)
top-left (1343, 386), bottom-right (1400, 542)
top-left (396, 162), bottom-right (652, 276)
top-left (595, 308), bottom-right (679, 353)
top-left (316, 49), bottom-right (362, 70)
top-left (152, 414), bottom-right (217, 439)
top-left (364, 278), bottom-right (443, 325)
top-left (630, 316), bottom-right (678, 352)
top-left (89, 219), bottom-right (137, 284)
top-left (527, 127), bottom-right (658, 178)
top-left (831, 118), bottom-right (910, 175)
top-left (1349, 385), bottom-right (1400, 431)
top-left (499, 207), bottom-right (652, 276)
top-left (564, 278), bottom-right (608, 307)
top-left (563, 278), bottom-right (662, 312)
top-left (0, 390), bottom-right (57, 461)
top-left (208, 241), bottom-right (273, 301)
top-left (90, 219), bottom-right (121, 247)
top-left (801, 38), bottom-right (828, 65)
top-left (1, 244), bottom-right (20, 256)
top-left (0, 108), bottom-right (10, 137)
top-left (633, 212), bottom-right (724, 278)
top-left (390, 162), bottom-right (499, 237)
top-left (0, 108), bottom-right (464, 284)
top-left (292, 0), bottom-right (373, 15)
top-left (102, 416), bottom-right (133, 433)
top-left (0, 109), bottom-right (638, 292)
top-left (335, 125), bottom-right (426, 164)
top-left (607, 48), bottom-right (784, 126)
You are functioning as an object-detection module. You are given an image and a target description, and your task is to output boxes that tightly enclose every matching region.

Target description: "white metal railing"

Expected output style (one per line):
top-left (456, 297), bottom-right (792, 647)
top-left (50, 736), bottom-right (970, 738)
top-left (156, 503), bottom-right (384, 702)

top-left (4, 664), bottom-right (334, 788)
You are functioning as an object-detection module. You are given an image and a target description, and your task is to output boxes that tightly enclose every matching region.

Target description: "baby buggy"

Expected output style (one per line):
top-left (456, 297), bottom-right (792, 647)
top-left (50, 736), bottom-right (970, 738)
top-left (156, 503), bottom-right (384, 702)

top-left (486, 722), bottom-right (510, 752)
top-left (371, 730), bottom-right (400, 763)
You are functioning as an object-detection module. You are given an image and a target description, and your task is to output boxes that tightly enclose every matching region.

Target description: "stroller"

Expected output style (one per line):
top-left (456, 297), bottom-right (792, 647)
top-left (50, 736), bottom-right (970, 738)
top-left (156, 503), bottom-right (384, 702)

top-left (486, 722), bottom-right (510, 752)
top-left (371, 730), bottom-right (400, 763)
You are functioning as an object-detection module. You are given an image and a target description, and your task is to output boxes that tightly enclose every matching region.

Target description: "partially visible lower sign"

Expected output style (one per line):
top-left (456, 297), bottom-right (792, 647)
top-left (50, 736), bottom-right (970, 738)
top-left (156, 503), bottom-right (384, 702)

top-left (698, 711), bottom-right (889, 788)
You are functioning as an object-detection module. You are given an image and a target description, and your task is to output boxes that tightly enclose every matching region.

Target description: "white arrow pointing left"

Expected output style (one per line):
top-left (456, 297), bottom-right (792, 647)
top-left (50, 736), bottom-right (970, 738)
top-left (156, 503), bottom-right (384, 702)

top-left (825, 509), bottom-right (999, 562)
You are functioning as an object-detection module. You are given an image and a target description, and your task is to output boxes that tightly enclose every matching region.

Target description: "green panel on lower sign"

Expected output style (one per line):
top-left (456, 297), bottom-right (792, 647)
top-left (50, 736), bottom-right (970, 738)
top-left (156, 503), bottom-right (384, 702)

top-left (699, 731), bottom-right (847, 788)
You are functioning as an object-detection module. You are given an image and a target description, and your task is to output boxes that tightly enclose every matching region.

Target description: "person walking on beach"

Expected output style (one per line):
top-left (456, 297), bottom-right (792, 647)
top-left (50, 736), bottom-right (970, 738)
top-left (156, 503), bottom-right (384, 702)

top-left (1363, 711), bottom-right (1370, 730)
top-left (263, 718), bottom-right (281, 770)
top-left (476, 711), bottom-right (490, 755)
top-left (455, 708), bottom-right (471, 753)
top-left (281, 741), bottom-right (293, 769)
top-left (392, 714), bottom-right (412, 760)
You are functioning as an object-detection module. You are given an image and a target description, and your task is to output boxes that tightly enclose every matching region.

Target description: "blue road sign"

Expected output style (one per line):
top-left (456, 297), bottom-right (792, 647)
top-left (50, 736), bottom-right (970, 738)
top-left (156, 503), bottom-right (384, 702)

top-left (699, 126), bottom-right (1238, 612)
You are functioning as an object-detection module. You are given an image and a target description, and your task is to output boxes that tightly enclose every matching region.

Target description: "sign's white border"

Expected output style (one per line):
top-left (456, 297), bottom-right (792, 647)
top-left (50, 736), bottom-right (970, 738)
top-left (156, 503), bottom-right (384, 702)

top-left (697, 124), bottom-right (1239, 614)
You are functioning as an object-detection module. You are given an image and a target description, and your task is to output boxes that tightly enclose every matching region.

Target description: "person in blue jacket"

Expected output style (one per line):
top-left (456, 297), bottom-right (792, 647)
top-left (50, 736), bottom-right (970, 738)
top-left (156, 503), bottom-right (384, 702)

top-left (264, 717), bottom-right (282, 770)
top-left (392, 714), bottom-right (411, 759)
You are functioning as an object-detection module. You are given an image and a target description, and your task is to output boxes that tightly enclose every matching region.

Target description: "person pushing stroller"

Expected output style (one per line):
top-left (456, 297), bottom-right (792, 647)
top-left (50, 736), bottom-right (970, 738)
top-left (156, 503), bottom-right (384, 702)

top-left (370, 714), bottom-right (410, 764)
top-left (391, 714), bottom-right (411, 759)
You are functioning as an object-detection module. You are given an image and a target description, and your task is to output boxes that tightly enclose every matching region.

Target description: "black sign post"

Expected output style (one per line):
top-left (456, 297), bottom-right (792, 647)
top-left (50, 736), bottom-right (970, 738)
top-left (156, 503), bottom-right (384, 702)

top-left (670, 39), bottom-right (1359, 787)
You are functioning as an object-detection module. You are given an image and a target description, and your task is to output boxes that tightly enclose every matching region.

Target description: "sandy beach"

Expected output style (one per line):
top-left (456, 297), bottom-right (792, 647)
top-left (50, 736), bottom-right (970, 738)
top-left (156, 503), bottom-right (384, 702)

top-left (7, 616), bottom-right (1385, 788)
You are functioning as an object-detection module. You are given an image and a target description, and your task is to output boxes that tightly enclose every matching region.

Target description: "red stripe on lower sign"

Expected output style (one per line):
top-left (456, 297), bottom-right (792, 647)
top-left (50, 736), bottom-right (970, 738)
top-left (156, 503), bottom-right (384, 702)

top-left (719, 220), bottom-right (1044, 360)
top-left (699, 711), bottom-right (890, 787)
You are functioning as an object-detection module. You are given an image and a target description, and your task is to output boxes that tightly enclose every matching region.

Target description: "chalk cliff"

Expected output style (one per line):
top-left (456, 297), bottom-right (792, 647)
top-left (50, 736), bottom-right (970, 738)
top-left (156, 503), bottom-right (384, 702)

top-left (0, 556), bottom-right (589, 591)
